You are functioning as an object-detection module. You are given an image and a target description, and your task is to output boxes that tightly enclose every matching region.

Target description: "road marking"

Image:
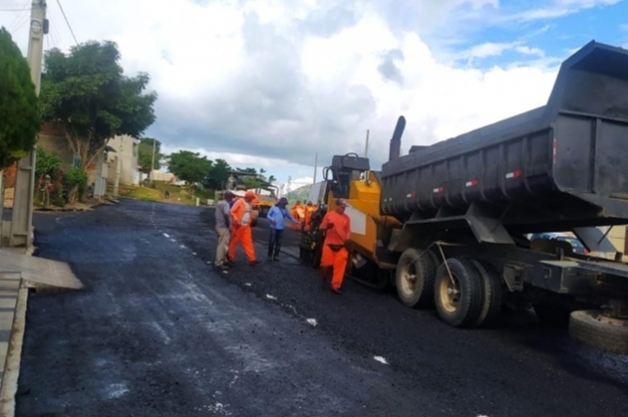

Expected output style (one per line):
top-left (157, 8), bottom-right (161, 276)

top-left (266, 294), bottom-right (277, 300)
top-left (306, 318), bottom-right (317, 327)
top-left (373, 356), bottom-right (389, 365)
top-left (245, 283), bottom-right (252, 287)
top-left (180, 244), bottom-right (186, 249)
top-left (163, 233), bottom-right (170, 238)
top-left (192, 252), bottom-right (197, 256)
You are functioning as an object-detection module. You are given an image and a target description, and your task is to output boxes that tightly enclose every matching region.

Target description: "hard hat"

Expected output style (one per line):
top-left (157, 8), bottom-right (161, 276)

top-left (245, 190), bottom-right (256, 198)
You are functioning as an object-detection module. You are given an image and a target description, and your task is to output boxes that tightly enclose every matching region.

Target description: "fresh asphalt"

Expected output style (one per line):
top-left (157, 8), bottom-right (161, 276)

top-left (15, 199), bottom-right (628, 416)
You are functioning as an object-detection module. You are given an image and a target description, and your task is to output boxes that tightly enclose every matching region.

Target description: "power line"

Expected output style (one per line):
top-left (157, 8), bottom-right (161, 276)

top-left (55, 0), bottom-right (77, 45)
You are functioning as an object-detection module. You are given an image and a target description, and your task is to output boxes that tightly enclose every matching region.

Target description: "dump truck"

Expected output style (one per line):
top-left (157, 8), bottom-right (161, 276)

top-left (299, 41), bottom-right (628, 354)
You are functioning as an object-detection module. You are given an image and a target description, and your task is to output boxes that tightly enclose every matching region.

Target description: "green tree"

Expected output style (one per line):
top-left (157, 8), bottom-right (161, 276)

top-left (40, 40), bottom-right (157, 173)
top-left (168, 150), bottom-right (212, 184)
top-left (138, 137), bottom-right (161, 174)
top-left (0, 27), bottom-right (40, 169)
top-left (205, 158), bottom-right (231, 190)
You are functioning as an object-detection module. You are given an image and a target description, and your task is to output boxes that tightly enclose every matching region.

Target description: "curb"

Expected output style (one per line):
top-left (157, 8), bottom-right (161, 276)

top-left (0, 286), bottom-right (28, 417)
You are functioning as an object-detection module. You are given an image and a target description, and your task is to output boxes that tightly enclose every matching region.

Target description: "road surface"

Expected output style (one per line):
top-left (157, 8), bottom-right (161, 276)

top-left (16, 199), bottom-right (628, 416)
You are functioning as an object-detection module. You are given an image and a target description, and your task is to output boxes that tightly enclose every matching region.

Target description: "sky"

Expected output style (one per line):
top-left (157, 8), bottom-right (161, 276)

top-left (1, 0), bottom-right (627, 192)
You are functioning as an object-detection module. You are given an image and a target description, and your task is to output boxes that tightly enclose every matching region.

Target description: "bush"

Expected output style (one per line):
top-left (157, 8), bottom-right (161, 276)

top-left (36, 147), bottom-right (62, 180)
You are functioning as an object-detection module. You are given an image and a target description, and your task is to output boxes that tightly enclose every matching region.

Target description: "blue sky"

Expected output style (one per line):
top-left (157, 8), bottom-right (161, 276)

top-left (1, 0), bottom-right (627, 192)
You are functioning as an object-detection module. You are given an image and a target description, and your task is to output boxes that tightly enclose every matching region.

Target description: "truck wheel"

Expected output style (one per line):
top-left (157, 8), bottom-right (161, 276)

top-left (434, 258), bottom-right (483, 328)
top-left (569, 310), bottom-right (628, 354)
top-left (395, 248), bottom-right (437, 308)
top-left (470, 260), bottom-right (503, 328)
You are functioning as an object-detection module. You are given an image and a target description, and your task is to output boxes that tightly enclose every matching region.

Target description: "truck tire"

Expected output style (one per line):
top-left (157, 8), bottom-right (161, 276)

top-left (569, 310), bottom-right (628, 354)
top-left (395, 248), bottom-right (437, 308)
top-left (470, 260), bottom-right (503, 328)
top-left (434, 258), bottom-right (483, 328)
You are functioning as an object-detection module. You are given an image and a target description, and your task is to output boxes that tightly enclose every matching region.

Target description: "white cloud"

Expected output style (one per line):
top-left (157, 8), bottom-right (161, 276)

top-left (1, 0), bottom-right (619, 181)
top-left (501, 0), bottom-right (623, 22)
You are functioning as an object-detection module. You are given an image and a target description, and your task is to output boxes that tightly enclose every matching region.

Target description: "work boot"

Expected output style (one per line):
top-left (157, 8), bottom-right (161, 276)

top-left (249, 259), bottom-right (261, 266)
top-left (273, 256), bottom-right (280, 262)
top-left (331, 288), bottom-right (342, 295)
top-left (214, 262), bottom-right (229, 271)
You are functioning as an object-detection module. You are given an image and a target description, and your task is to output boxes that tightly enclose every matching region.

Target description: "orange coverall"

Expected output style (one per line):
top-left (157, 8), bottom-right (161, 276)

top-left (320, 211), bottom-right (351, 290)
top-left (228, 198), bottom-right (257, 262)
top-left (290, 203), bottom-right (303, 230)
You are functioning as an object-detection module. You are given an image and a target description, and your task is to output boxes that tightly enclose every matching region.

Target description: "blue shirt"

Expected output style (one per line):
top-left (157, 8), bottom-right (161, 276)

top-left (267, 205), bottom-right (298, 230)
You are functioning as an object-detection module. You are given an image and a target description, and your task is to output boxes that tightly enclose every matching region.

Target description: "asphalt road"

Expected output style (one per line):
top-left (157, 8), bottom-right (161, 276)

top-left (15, 199), bottom-right (628, 417)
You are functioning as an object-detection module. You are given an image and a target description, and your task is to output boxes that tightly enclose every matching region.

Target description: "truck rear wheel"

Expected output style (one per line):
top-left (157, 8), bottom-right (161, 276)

top-left (434, 258), bottom-right (483, 328)
top-left (470, 260), bottom-right (503, 328)
top-left (395, 248), bottom-right (437, 308)
top-left (569, 310), bottom-right (628, 354)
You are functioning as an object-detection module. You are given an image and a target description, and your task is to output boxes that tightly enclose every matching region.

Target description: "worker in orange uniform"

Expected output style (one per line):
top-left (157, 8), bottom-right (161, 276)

top-left (303, 201), bottom-right (316, 231)
top-left (290, 200), bottom-right (303, 230)
top-left (319, 198), bottom-right (351, 294)
top-left (228, 190), bottom-right (261, 266)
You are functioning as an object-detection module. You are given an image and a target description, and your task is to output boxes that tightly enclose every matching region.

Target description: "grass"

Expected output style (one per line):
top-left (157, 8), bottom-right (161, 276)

top-left (120, 181), bottom-right (212, 205)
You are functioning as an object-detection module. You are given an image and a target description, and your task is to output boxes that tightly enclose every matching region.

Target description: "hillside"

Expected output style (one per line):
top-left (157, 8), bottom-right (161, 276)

top-left (285, 184), bottom-right (312, 203)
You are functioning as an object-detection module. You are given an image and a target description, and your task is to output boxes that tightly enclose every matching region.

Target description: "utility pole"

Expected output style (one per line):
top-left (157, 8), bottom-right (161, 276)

top-left (150, 139), bottom-right (156, 184)
top-left (312, 152), bottom-right (318, 184)
top-left (364, 129), bottom-right (370, 158)
top-left (10, 0), bottom-right (48, 248)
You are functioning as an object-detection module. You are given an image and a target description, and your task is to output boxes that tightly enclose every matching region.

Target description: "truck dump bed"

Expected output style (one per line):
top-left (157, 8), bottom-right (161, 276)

top-left (380, 41), bottom-right (628, 234)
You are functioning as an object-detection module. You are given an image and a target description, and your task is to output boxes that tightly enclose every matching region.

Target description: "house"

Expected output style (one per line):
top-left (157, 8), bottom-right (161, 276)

top-left (37, 123), bottom-right (140, 198)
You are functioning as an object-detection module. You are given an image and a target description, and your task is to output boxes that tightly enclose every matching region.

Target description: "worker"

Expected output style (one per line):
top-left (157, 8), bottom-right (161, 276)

top-left (214, 191), bottom-right (235, 270)
top-left (319, 198), bottom-right (351, 295)
top-left (289, 200), bottom-right (301, 230)
top-left (303, 201), bottom-right (316, 231)
top-left (227, 190), bottom-right (261, 266)
top-left (267, 197), bottom-right (300, 261)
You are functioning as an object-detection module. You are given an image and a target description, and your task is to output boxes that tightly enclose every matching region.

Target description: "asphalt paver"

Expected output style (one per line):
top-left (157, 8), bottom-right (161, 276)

top-left (15, 199), bottom-right (628, 416)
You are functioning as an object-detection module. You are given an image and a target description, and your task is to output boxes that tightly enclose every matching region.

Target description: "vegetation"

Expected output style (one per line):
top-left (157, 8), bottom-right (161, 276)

top-left (138, 137), bottom-right (162, 174)
top-left (35, 147), bottom-right (62, 180)
top-left (39, 40), bottom-right (157, 176)
top-left (168, 150), bottom-right (213, 184)
top-left (0, 27), bottom-right (40, 169)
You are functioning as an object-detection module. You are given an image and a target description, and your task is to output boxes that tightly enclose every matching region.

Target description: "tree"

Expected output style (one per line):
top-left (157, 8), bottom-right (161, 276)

top-left (205, 158), bottom-right (231, 190)
top-left (168, 150), bottom-right (212, 184)
top-left (0, 27), bottom-right (40, 169)
top-left (39, 40), bottom-right (157, 173)
top-left (138, 137), bottom-right (161, 174)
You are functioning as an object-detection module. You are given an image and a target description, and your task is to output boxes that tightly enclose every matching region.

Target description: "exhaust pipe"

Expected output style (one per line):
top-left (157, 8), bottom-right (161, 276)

top-left (388, 115), bottom-right (406, 162)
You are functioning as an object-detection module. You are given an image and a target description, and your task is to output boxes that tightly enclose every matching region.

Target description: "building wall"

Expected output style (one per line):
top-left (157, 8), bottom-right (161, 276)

top-left (38, 122), bottom-right (74, 172)
top-left (107, 135), bottom-right (139, 186)
top-left (150, 170), bottom-right (176, 183)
